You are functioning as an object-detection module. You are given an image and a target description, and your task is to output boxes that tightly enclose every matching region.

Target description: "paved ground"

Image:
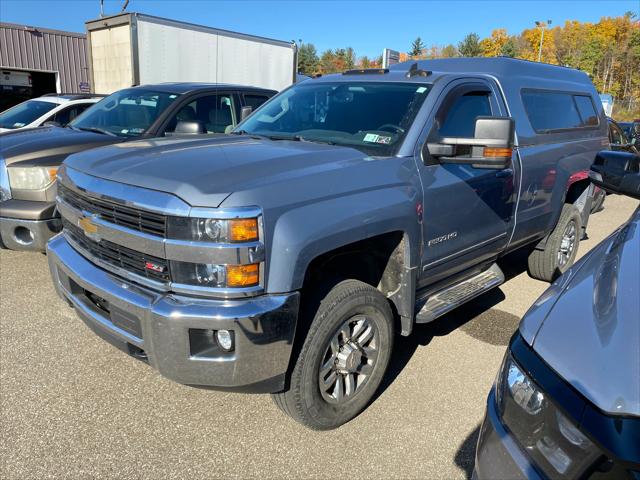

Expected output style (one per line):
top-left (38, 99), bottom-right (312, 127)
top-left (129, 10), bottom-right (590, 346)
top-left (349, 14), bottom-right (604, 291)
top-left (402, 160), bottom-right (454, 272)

top-left (1, 195), bottom-right (638, 479)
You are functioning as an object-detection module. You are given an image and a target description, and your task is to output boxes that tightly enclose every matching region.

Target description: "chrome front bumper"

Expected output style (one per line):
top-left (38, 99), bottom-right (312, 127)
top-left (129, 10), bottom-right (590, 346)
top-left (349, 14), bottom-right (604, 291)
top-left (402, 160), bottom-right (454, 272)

top-left (0, 216), bottom-right (61, 251)
top-left (47, 234), bottom-right (300, 392)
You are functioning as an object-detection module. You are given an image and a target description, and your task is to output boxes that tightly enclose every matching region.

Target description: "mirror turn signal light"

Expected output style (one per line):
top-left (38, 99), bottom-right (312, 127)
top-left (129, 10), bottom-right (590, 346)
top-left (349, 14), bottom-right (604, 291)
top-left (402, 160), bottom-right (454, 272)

top-left (483, 147), bottom-right (513, 158)
top-left (226, 263), bottom-right (260, 287)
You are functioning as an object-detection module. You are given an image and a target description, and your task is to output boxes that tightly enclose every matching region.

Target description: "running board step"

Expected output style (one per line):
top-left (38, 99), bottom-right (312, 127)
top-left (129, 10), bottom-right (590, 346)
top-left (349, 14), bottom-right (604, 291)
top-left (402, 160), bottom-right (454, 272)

top-left (415, 263), bottom-right (505, 323)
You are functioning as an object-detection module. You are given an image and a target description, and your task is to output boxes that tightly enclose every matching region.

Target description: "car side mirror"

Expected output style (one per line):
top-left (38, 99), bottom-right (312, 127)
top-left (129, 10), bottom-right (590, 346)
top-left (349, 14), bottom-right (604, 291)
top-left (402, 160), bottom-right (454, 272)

top-left (424, 116), bottom-right (515, 169)
top-left (590, 150), bottom-right (640, 200)
top-left (240, 106), bottom-right (253, 121)
top-left (43, 121), bottom-right (62, 128)
top-left (172, 120), bottom-right (206, 135)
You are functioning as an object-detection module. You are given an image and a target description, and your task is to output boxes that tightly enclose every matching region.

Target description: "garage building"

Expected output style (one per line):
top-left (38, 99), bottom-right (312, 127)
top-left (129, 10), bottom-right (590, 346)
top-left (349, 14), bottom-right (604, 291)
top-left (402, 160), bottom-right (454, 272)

top-left (0, 22), bottom-right (89, 110)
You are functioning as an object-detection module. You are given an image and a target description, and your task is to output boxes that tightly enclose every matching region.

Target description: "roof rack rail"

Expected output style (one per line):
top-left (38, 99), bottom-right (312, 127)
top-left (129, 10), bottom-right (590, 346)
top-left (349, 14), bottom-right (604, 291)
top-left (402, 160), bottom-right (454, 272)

top-left (343, 68), bottom-right (389, 75)
top-left (41, 93), bottom-right (105, 98)
top-left (406, 63), bottom-right (431, 78)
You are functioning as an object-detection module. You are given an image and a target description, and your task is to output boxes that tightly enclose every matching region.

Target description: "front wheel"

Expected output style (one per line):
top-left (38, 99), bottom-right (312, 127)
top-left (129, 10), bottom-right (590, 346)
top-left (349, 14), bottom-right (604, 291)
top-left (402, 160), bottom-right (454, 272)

top-left (272, 279), bottom-right (394, 430)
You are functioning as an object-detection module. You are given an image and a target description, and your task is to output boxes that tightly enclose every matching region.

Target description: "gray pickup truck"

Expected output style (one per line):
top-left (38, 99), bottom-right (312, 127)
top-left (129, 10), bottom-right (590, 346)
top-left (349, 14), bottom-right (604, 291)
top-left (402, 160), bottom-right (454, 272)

top-left (47, 58), bottom-right (608, 429)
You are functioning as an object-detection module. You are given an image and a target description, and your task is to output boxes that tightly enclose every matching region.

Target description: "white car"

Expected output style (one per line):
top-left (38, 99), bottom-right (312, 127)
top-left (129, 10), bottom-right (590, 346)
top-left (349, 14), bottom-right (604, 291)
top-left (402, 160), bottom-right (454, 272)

top-left (0, 94), bottom-right (103, 133)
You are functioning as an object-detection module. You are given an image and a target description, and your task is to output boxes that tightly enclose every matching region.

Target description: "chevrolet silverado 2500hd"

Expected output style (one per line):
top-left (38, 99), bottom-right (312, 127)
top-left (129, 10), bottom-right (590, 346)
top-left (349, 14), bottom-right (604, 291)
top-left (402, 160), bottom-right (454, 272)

top-left (47, 58), bottom-right (608, 429)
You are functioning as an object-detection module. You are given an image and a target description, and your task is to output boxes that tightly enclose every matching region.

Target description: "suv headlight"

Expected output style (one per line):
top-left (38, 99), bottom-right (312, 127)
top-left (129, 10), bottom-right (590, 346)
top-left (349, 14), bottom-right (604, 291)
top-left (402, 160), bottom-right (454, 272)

top-left (496, 353), bottom-right (601, 477)
top-left (8, 166), bottom-right (58, 190)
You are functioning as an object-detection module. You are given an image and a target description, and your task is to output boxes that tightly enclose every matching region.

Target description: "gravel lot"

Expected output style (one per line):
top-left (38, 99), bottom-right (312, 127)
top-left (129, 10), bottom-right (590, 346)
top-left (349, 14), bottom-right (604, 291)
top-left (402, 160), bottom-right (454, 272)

top-left (1, 194), bottom-right (638, 479)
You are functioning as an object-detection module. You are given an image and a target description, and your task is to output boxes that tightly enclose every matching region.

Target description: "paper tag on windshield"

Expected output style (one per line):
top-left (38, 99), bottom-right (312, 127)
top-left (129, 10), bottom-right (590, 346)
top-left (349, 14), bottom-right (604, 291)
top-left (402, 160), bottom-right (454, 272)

top-left (364, 133), bottom-right (392, 144)
top-left (416, 86), bottom-right (427, 93)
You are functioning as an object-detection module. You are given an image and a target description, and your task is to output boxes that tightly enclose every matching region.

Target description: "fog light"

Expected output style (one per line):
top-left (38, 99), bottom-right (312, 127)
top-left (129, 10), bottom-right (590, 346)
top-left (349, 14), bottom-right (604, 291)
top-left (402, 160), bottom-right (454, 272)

top-left (216, 330), bottom-right (234, 351)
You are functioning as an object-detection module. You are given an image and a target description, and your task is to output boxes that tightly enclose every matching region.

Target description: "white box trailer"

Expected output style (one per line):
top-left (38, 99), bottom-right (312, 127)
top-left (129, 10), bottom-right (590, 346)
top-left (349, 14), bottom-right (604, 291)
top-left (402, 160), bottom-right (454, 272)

top-left (85, 13), bottom-right (297, 94)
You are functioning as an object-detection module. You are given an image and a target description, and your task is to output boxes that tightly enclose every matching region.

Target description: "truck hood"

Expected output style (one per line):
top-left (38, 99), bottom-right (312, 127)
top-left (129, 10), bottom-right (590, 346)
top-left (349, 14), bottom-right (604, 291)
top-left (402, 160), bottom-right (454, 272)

top-left (0, 126), bottom-right (122, 166)
top-left (63, 135), bottom-right (373, 207)
top-left (524, 205), bottom-right (640, 416)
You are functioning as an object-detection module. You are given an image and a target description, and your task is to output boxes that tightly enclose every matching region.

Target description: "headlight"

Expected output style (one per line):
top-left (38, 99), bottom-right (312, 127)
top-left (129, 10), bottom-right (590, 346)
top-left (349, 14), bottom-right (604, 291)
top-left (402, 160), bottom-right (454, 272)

top-left (170, 261), bottom-right (260, 288)
top-left (497, 353), bottom-right (601, 477)
top-left (8, 166), bottom-right (58, 190)
top-left (167, 217), bottom-right (259, 243)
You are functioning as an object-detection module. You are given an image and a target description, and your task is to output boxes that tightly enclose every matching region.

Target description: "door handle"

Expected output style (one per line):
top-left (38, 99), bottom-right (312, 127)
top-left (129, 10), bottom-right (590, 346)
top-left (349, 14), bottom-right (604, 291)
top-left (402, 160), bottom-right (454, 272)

top-left (495, 169), bottom-right (514, 178)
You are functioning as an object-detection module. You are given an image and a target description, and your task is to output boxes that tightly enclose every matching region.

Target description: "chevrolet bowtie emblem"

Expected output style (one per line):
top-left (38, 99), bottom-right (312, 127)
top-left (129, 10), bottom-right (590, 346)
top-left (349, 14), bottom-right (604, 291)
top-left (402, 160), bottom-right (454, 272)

top-left (78, 215), bottom-right (100, 240)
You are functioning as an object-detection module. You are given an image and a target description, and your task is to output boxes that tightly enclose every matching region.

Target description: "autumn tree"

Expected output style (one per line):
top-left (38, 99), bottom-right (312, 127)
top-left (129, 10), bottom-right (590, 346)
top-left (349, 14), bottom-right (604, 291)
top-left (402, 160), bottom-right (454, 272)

top-left (480, 29), bottom-right (509, 57)
top-left (458, 33), bottom-right (482, 57)
top-left (441, 44), bottom-right (459, 58)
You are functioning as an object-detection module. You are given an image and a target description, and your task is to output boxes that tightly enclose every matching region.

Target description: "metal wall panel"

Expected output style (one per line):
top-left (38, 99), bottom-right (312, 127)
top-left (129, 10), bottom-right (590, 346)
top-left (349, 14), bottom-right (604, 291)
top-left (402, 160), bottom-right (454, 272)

top-left (0, 22), bottom-right (89, 93)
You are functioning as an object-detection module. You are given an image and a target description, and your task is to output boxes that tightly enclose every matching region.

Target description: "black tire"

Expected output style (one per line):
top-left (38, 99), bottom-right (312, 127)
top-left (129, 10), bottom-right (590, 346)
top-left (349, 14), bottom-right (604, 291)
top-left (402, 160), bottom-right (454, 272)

top-left (528, 204), bottom-right (582, 282)
top-left (271, 279), bottom-right (394, 430)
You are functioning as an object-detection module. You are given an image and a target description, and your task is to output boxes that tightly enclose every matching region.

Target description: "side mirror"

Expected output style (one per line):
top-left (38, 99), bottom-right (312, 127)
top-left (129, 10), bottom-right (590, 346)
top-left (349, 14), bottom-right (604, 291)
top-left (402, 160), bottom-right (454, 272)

top-left (425, 116), bottom-right (515, 169)
top-left (43, 121), bottom-right (62, 128)
top-left (590, 150), bottom-right (640, 200)
top-left (172, 120), bottom-right (206, 135)
top-left (240, 106), bottom-right (253, 121)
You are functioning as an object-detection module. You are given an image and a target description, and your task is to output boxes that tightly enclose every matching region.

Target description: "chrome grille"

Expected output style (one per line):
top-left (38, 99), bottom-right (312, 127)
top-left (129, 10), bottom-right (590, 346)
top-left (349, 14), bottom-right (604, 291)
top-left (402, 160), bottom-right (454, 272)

top-left (63, 219), bottom-right (170, 283)
top-left (58, 183), bottom-right (166, 236)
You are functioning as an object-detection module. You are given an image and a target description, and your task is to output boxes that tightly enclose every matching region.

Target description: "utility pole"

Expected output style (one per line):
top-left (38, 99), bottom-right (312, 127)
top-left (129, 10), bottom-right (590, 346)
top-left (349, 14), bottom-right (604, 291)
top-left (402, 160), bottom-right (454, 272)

top-left (535, 20), bottom-right (552, 62)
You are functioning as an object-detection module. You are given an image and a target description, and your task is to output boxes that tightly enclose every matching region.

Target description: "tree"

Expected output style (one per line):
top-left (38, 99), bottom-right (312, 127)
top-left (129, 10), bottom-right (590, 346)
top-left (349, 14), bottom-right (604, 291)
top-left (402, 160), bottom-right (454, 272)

top-left (409, 37), bottom-right (426, 57)
top-left (441, 44), bottom-right (459, 58)
top-left (500, 37), bottom-right (519, 57)
top-left (297, 43), bottom-right (319, 76)
top-left (458, 33), bottom-right (482, 57)
top-left (480, 29), bottom-right (509, 57)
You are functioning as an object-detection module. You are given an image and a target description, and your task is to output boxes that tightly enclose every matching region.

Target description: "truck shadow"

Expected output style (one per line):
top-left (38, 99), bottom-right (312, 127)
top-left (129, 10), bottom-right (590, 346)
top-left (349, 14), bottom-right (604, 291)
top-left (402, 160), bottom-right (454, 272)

top-left (454, 424), bottom-right (481, 479)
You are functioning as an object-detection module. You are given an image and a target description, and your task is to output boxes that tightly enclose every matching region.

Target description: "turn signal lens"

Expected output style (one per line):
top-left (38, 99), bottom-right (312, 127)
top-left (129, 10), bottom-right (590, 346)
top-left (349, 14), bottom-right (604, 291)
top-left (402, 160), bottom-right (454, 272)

top-left (483, 147), bottom-right (513, 158)
top-left (226, 263), bottom-right (259, 287)
top-left (229, 218), bottom-right (259, 242)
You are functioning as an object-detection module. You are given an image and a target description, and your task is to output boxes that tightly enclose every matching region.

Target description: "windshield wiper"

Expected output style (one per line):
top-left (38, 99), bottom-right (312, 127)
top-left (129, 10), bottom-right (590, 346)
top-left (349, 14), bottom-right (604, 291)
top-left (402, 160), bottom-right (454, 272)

top-left (75, 126), bottom-right (117, 137)
top-left (268, 134), bottom-right (336, 145)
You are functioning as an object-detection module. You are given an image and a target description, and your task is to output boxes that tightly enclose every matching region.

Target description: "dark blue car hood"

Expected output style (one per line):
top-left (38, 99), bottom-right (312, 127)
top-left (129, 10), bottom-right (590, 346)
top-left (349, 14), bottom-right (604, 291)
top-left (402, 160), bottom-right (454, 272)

top-left (520, 205), bottom-right (640, 416)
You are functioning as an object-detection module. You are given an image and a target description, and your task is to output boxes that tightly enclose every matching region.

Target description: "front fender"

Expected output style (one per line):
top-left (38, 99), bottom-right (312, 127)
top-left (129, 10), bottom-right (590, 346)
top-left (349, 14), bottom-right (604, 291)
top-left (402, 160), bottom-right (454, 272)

top-left (265, 185), bottom-right (422, 294)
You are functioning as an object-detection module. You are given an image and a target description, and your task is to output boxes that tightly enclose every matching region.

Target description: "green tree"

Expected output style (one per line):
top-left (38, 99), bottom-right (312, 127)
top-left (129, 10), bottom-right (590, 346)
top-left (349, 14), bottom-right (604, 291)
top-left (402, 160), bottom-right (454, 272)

top-left (297, 43), bottom-right (319, 76)
top-left (409, 37), bottom-right (426, 57)
top-left (458, 33), bottom-right (482, 57)
top-left (500, 37), bottom-right (519, 57)
top-left (441, 44), bottom-right (459, 58)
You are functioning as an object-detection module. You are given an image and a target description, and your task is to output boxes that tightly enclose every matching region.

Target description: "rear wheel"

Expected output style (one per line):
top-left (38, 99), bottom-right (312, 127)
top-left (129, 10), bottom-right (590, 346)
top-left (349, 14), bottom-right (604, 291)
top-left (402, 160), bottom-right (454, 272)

top-left (528, 204), bottom-right (582, 282)
top-left (272, 279), bottom-right (393, 430)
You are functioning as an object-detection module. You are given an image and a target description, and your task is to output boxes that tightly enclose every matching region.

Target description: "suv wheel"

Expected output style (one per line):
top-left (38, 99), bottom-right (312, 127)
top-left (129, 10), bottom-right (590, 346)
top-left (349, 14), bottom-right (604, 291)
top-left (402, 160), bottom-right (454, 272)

top-left (271, 279), bottom-right (393, 430)
top-left (528, 204), bottom-right (582, 282)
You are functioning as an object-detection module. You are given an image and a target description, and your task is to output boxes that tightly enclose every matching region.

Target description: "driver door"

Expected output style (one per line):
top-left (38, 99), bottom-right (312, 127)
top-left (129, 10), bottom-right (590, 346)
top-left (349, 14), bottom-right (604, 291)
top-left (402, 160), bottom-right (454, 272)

top-left (417, 79), bottom-right (517, 286)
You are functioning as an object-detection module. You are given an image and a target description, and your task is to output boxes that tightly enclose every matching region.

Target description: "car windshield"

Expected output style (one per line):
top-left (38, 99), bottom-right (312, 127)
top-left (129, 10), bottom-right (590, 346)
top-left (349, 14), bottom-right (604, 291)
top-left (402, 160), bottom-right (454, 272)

top-left (69, 88), bottom-right (181, 137)
top-left (0, 100), bottom-right (57, 129)
top-left (236, 81), bottom-right (431, 156)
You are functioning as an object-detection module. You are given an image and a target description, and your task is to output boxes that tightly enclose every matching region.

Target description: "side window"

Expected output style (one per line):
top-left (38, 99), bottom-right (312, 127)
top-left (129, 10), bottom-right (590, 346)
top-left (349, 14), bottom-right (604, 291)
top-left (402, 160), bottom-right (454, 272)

top-left (244, 94), bottom-right (270, 110)
top-left (164, 94), bottom-right (237, 135)
top-left (438, 91), bottom-right (492, 138)
top-left (522, 90), bottom-right (600, 132)
top-left (52, 104), bottom-right (91, 125)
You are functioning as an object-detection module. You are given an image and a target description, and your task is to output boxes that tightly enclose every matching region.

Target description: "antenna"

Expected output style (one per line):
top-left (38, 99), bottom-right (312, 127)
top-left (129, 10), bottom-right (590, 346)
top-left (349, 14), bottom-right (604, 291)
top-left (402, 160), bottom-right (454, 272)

top-left (121, 0), bottom-right (130, 12)
top-left (99, 0), bottom-right (104, 17)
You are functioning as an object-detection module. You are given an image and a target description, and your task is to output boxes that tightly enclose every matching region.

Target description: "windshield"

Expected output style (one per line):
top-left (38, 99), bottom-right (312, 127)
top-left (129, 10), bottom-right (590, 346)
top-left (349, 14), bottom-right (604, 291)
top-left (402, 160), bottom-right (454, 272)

top-left (69, 88), bottom-right (181, 137)
top-left (0, 100), bottom-right (57, 129)
top-left (236, 81), bottom-right (431, 155)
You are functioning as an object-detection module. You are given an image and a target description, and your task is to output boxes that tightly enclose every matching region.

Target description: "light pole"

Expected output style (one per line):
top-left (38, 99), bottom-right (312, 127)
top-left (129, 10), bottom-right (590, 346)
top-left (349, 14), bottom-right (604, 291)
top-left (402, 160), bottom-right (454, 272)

top-left (535, 20), bottom-right (552, 62)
